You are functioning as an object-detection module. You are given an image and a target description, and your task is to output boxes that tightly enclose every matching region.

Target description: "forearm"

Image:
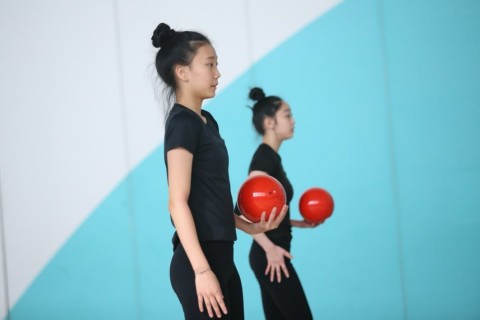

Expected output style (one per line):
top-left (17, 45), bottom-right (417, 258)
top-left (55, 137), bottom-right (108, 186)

top-left (170, 201), bottom-right (209, 273)
top-left (234, 214), bottom-right (253, 234)
top-left (234, 218), bottom-right (273, 252)
top-left (252, 232), bottom-right (275, 252)
top-left (290, 219), bottom-right (302, 227)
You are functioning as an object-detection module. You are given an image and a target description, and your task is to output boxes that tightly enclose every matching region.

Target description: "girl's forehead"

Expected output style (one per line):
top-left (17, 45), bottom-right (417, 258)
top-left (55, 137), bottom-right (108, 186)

top-left (279, 102), bottom-right (291, 112)
top-left (195, 44), bottom-right (217, 59)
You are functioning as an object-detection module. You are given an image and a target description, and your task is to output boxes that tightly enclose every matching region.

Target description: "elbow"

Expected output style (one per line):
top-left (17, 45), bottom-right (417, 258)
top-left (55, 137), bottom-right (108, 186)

top-left (168, 198), bottom-right (177, 214)
top-left (168, 197), bottom-right (187, 215)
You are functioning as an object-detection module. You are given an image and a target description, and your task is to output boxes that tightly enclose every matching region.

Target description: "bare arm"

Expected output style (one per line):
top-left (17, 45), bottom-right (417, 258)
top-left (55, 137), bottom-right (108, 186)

top-left (252, 232), bottom-right (275, 252)
top-left (290, 219), bottom-right (323, 228)
top-left (168, 148), bottom-right (208, 274)
top-left (167, 148), bottom-right (227, 318)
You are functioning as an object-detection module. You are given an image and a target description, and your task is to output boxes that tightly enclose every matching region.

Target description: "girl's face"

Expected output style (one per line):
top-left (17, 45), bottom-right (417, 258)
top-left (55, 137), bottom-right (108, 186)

top-left (186, 44), bottom-right (221, 100)
top-left (272, 102), bottom-right (295, 140)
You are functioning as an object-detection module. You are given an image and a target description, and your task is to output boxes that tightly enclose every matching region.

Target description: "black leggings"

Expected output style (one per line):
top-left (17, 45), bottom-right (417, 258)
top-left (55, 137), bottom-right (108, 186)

top-left (249, 241), bottom-right (313, 320)
top-left (170, 241), bottom-right (244, 319)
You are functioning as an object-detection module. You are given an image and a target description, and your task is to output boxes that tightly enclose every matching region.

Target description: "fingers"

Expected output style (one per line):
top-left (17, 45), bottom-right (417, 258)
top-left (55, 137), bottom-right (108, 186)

top-left (270, 266), bottom-right (276, 282)
top-left (272, 262), bottom-right (292, 283)
top-left (266, 207), bottom-right (277, 228)
top-left (217, 295), bottom-right (228, 316)
top-left (260, 207), bottom-right (277, 231)
top-left (266, 263), bottom-right (275, 282)
top-left (254, 205), bottom-right (290, 233)
top-left (199, 294), bottom-right (227, 318)
top-left (268, 205), bottom-right (287, 229)
top-left (280, 263), bottom-right (290, 280)
top-left (204, 298), bottom-right (213, 318)
top-left (260, 211), bottom-right (266, 222)
top-left (274, 265), bottom-right (282, 283)
top-left (210, 294), bottom-right (227, 319)
top-left (267, 263), bottom-right (289, 283)
top-left (198, 295), bottom-right (204, 313)
top-left (196, 272), bottom-right (228, 318)
top-left (278, 205), bottom-right (288, 221)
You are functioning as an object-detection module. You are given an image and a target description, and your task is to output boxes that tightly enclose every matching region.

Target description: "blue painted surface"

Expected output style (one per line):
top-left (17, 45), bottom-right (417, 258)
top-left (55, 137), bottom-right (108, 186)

top-left (383, 1), bottom-right (480, 319)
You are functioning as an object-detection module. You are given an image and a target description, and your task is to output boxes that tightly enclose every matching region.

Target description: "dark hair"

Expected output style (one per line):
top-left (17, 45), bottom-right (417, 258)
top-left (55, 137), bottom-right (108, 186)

top-left (248, 87), bottom-right (283, 135)
top-left (151, 23), bottom-right (211, 103)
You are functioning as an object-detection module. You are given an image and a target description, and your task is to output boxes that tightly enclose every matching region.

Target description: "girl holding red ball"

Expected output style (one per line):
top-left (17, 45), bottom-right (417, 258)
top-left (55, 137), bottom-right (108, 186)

top-left (238, 87), bottom-right (322, 319)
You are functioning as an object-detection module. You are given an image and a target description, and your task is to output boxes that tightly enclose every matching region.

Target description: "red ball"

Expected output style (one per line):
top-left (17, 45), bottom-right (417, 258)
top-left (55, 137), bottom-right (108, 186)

top-left (237, 175), bottom-right (286, 223)
top-left (299, 187), bottom-right (334, 223)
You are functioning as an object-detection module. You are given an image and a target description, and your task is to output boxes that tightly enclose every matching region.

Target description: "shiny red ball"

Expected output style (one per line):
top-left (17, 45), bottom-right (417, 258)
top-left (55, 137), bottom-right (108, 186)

top-left (299, 187), bottom-right (334, 223)
top-left (237, 175), bottom-right (286, 223)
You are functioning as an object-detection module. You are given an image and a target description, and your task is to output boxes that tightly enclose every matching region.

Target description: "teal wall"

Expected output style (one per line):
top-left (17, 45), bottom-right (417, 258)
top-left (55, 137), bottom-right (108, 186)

top-left (8, 0), bottom-right (480, 319)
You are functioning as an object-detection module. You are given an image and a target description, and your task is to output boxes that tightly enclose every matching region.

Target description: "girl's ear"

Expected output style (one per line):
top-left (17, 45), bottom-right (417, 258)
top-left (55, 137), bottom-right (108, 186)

top-left (263, 117), bottom-right (275, 130)
top-left (174, 64), bottom-right (189, 83)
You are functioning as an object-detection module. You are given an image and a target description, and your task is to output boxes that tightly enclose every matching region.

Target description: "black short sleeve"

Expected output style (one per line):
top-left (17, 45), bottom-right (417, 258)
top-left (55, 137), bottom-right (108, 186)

top-left (164, 109), bottom-right (202, 154)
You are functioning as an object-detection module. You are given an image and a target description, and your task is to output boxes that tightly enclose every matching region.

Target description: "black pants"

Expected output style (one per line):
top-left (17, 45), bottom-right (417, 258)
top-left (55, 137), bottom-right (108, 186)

top-left (170, 241), bottom-right (244, 319)
top-left (249, 241), bottom-right (313, 320)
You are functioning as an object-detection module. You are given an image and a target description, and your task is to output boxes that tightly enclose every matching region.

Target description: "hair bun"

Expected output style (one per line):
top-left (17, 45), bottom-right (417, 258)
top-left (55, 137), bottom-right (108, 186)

top-left (249, 87), bottom-right (266, 101)
top-left (151, 23), bottom-right (176, 48)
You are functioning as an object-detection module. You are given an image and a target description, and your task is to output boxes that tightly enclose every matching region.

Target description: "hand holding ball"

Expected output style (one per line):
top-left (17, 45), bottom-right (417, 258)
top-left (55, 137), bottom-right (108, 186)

top-left (299, 187), bottom-right (334, 224)
top-left (237, 175), bottom-right (286, 223)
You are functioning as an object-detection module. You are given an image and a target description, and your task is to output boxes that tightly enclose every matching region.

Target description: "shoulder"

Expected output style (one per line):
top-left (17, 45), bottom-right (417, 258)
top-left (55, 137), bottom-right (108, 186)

top-left (250, 143), bottom-right (280, 168)
top-left (167, 105), bottom-right (203, 129)
top-left (249, 144), bottom-right (281, 174)
top-left (254, 144), bottom-right (278, 161)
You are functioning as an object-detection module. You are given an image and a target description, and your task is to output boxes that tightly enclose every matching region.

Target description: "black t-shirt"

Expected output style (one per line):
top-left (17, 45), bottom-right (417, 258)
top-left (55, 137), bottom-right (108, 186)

top-left (248, 143), bottom-right (293, 247)
top-left (164, 104), bottom-right (236, 247)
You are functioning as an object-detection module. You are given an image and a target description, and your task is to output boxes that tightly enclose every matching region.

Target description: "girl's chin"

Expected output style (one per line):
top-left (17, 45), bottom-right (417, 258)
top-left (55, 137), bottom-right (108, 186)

top-left (207, 89), bottom-right (217, 98)
top-left (201, 93), bottom-right (216, 100)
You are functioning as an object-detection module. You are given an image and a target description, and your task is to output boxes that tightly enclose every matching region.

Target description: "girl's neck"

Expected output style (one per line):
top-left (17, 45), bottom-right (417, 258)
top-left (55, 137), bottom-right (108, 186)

top-left (262, 135), bottom-right (282, 152)
top-left (176, 92), bottom-right (203, 116)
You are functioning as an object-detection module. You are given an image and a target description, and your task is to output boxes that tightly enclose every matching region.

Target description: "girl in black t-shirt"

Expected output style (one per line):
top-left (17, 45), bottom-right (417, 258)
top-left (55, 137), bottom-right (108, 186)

top-left (241, 87), bottom-right (322, 320)
top-left (151, 24), bottom-right (287, 319)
